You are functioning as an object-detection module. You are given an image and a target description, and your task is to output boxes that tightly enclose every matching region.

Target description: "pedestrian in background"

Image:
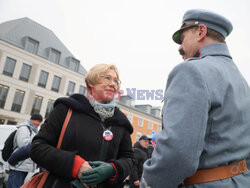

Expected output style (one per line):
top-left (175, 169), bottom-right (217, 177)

top-left (141, 9), bottom-right (250, 188)
top-left (30, 64), bottom-right (134, 188)
top-left (147, 131), bottom-right (156, 158)
top-left (7, 114), bottom-right (43, 188)
top-left (130, 136), bottom-right (151, 188)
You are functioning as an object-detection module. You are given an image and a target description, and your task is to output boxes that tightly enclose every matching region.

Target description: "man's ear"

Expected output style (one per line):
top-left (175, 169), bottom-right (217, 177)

top-left (197, 24), bottom-right (207, 41)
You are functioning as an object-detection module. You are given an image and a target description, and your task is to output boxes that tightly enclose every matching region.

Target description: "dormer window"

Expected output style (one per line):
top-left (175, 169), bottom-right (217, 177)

top-left (25, 37), bottom-right (39, 54)
top-left (68, 57), bottom-right (79, 72)
top-left (49, 48), bottom-right (61, 64)
top-left (67, 81), bottom-right (75, 96)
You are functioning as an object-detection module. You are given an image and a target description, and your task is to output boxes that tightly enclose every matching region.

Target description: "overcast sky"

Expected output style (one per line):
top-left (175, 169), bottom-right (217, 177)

top-left (1, 0), bottom-right (250, 107)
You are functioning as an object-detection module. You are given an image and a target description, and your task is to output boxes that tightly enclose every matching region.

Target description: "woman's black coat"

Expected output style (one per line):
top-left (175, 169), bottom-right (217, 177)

top-left (31, 94), bottom-right (134, 188)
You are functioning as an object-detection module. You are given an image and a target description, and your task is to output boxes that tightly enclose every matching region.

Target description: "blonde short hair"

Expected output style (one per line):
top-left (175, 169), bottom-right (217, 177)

top-left (85, 64), bottom-right (121, 90)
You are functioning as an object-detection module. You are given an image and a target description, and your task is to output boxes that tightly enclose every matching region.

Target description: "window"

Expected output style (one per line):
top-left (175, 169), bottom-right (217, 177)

top-left (19, 63), bottom-right (31, 82)
top-left (0, 118), bottom-right (5, 124)
top-left (158, 124), bottom-right (162, 131)
top-left (67, 81), bottom-right (75, 96)
top-left (0, 84), bottom-right (9, 109)
top-left (69, 58), bottom-right (79, 71)
top-left (45, 100), bottom-right (54, 119)
top-left (31, 95), bottom-right (43, 115)
top-left (79, 85), bottom-right (86, 95)
top-left (11, 89), bottom-right (25, 112)
top-left (7, 120), bottom-right (17, 125)
top-left (138, 118), bottom-right (143, 127)
top-left (136, 131), bottom-right (142, 141)
top-left (148, 122), bottom-right (153, 130)
top-left (127, 114), bottom-right (133, 123)
top-left (3, 57), bottom-right (16, 77)
top-left (38, 70), bottom-right (49, 88)
top-left (49, 49), bottom-right (60, 64)
top-left (26, 38), bottom-right (39, 54)
top-left (51, 75), bottom-right (61, 92)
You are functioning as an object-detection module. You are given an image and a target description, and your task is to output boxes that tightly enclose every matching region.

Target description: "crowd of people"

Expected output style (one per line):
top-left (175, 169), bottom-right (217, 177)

top-left (2, 8), bottom-right (250, 188)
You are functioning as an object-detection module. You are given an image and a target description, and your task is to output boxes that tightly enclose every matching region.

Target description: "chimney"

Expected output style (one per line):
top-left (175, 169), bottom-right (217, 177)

top-left (151, 107), bottom-right (161, 117)
top-left (135, 104), bottom-right (152, 114)
top-left (119, 95), bottom-right (134, 106)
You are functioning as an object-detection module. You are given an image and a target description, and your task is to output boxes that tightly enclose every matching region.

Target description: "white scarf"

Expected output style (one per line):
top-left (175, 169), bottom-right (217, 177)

top-left (88, 96), bottom-right (116, 121)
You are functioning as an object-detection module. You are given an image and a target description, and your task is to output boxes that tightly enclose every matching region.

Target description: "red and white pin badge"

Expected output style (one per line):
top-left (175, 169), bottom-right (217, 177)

top-left (103, 130), bottom-right (113, 141)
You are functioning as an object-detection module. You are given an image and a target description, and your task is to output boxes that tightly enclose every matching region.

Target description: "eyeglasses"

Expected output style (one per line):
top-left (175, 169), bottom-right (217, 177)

top-left (100, 75), bottom-right (121, 87)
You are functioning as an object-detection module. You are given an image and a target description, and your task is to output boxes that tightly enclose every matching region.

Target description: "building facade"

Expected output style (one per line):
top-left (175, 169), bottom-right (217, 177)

top-left (118, 96), bottom-right (162, 144)
top-left (0, 17), bottom-right (162, 143)
top-left (0, 18), bottom-right (87, 124)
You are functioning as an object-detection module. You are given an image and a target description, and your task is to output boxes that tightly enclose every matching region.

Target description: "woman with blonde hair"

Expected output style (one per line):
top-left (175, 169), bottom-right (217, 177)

top-left (30, 64), bottom-right (134, 188)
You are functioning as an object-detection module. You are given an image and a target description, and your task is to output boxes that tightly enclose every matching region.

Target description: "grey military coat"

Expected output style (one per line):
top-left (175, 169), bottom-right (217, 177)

top-left (141, 43), bottom-right (250, 188)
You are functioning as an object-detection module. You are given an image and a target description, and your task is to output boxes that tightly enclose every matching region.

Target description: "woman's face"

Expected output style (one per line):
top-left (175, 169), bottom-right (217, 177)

top-left (89, 69), bottom-right (120, 103)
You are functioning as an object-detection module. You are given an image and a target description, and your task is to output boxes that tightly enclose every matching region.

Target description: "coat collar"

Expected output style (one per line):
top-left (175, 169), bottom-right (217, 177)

top-left (199, 43), bottom-right (232, 59)
top-left (54, 94), bottom-right (133, 134)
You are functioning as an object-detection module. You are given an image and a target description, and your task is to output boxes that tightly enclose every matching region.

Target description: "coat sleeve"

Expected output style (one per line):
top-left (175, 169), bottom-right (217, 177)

top-left (141, 63), bottom-right (210, 188)
top-left (130, 148), bottom-right (142, 182)
top-left (30, 104), bottom-right (76, 179)
top-left (107, 129), bottom-right (134, 186)
top-left (8, 142), bottom-right (31, 166)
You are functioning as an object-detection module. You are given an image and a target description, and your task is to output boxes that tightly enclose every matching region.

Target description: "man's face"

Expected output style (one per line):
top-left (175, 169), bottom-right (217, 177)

top-left (30, 120), bottom-right (42, 128)
top-left (178, 27), bottom-right (200, 60)
top-left (140, 139), bottom-right (150, 149)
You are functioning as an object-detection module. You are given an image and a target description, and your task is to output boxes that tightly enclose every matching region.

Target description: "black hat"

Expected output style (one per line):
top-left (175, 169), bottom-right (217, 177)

top-left (30, 114), bottom-right (43, 122)
top-left (173, 9), bottom-right (233, 44)
top-left (139, 135), bottom-right (151, 141)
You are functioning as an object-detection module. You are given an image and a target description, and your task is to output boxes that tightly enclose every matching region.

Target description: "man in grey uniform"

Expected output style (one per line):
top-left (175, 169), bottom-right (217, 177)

top-left (141, 9), bottom-right (250, 188)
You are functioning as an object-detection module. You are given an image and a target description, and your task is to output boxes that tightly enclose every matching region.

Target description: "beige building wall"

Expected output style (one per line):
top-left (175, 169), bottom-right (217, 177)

top-left (0, 40), bottom-right (86, 124)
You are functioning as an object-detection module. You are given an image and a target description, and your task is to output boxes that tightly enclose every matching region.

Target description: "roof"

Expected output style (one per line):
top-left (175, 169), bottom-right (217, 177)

top-left (0, 17), bottom-right (87, 76)
top-left (117, 101), bottom-right (162, 120)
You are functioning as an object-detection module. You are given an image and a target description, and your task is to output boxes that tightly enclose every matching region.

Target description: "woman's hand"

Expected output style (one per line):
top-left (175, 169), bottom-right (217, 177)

top-left (77, 161), bottom-right (96, 188)
top-left (77, 161), bottom-right (93, 179)
top-left (81, 161), bottom-right (115, 186)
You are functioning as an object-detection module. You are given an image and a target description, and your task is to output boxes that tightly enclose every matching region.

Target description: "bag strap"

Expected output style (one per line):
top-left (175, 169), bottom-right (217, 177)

top-left (56, 108), bottom-right (72, 149)
top-left (18, 125), bottom-right (32, 136)
top-left (21, 108), bottom-right (73, 188)
top-left (14, 125), bottom-right (32, 151)
top-left (38, 109), bottom-right (72, 186)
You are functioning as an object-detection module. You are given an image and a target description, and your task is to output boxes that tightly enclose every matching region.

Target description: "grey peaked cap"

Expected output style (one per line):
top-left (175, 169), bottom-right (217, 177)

top-left (173, 9), bottom-right (233, 44)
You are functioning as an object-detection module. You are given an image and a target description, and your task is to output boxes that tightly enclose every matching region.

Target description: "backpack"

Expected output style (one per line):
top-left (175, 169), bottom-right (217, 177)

top-left (2, 125), bottom-right (32, 161)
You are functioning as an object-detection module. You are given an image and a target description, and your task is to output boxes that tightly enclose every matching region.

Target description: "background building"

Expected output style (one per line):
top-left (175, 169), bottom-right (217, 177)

top-left (0, 17), bottom-right (161, 143)
top-left (0, 17), bottom-right (87, 124)
top-left (118, 95), bottom-right (162, 144)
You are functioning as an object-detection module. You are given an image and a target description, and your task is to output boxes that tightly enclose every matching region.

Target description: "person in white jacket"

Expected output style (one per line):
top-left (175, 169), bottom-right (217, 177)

top-left (6, 113), bottom-right (43, 188)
